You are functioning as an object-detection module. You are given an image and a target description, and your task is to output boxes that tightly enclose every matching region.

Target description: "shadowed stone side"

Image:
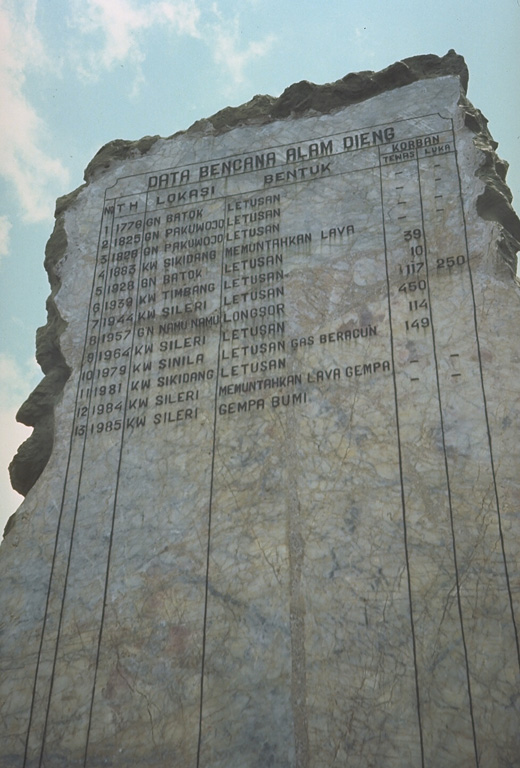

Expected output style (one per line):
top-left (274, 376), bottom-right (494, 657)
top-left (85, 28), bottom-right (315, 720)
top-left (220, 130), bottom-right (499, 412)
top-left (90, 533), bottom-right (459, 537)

top-left (459, 98), bottom-right (520, 274)
top-left (7, 213), bottom-right (72, 502)
top-left (7, 49), bottom-right (519, 515)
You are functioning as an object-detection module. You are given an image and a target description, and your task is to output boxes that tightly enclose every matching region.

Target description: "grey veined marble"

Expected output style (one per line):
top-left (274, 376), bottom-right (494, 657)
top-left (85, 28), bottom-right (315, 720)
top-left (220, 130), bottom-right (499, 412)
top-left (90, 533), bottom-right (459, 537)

top-left (2, 52), bottom-right (520, 767)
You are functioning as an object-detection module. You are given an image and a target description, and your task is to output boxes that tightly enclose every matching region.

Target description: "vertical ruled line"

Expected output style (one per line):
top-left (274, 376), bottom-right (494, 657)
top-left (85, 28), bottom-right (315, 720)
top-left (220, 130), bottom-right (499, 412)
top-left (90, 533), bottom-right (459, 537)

top-left (83, 193), bottom-right (150, 766)
top-left (416, 154), bottom-right (479, 766)
top-left (452, 129), bottom-right (520, 670)
top-left (196, 197), bottom-right (228, 768)
top-left (27, 202), bottom-right (117, 768)
top-left (378, 148), bottom-right (425, 768)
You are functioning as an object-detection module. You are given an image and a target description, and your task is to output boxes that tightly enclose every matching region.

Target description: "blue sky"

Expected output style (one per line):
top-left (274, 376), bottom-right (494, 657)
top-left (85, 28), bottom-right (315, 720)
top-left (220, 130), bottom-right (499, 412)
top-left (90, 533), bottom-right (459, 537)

top-left (1, 0), bottom-right (519, 529)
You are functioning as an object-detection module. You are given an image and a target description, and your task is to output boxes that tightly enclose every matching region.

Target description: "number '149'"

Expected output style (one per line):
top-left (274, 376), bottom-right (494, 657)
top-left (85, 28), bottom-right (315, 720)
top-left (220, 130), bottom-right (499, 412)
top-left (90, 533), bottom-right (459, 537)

top-left (405, 317), bottom-right (430, 330)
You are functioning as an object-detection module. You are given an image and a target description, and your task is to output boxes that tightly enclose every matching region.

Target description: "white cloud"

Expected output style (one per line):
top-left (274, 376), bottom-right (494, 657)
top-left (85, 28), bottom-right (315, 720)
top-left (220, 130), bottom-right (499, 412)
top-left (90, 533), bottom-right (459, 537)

top-left (0, 353), bottom-right (40, 410)
top-left (209, 8), bottom-right (275, 86)
top-left (70, 0), bottom-right (274, 92)
top-left (71, 0), bottom-right (201, 81)
top-left (154, 0), bottom-right (201, 36)
top-left (0, 0), bottom-right (274, 221)
top-left (0, 215), bottom-right (12, 260)
top-left (0, 354), bottom-right (41, 535)
top-left (0, 0), bottom-right (69, 222)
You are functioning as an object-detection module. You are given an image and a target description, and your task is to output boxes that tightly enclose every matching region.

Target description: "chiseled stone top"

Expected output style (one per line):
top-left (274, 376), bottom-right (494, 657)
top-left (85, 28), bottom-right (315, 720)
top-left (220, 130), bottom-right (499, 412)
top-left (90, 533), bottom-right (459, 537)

top-left (2, 52), bottom-right (519, 768)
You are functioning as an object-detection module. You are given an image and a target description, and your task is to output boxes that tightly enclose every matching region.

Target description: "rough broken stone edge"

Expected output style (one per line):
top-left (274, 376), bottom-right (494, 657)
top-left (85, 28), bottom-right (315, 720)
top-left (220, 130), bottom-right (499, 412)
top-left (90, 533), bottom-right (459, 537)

top-left (458, 95), bottom-right (520, 272)
top-left (6, 196), bottom-right (77, 509)
top-left (5, 50), bottom-right (519, 535)
top-left (83, 51), bottom-right (471, 182)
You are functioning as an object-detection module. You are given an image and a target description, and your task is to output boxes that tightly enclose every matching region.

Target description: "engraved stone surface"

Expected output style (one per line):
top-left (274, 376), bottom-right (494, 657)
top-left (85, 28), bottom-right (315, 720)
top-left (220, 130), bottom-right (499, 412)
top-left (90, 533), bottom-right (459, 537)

top-left (1, 53), bottom-right (520, 767)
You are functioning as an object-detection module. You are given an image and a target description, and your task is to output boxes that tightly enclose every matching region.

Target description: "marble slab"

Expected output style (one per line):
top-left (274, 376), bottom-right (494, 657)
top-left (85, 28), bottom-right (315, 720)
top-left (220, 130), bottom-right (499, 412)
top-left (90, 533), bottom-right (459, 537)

top-left (1, 54), bottom-right (519, 767)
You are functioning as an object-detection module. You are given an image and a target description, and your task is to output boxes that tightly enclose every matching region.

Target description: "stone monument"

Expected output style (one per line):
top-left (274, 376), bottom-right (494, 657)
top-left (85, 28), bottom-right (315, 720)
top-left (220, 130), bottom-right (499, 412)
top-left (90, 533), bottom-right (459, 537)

top-left (2, 51), bottom-right (519, 767)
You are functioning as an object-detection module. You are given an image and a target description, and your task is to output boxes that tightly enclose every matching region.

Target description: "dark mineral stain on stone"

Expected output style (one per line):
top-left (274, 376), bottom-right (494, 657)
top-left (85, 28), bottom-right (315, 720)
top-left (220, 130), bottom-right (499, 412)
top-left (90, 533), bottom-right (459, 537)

top-left (7, 50), bottom-right (519, 525)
